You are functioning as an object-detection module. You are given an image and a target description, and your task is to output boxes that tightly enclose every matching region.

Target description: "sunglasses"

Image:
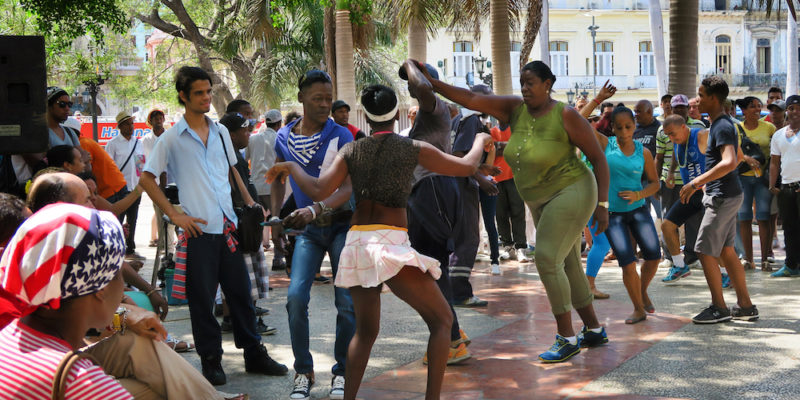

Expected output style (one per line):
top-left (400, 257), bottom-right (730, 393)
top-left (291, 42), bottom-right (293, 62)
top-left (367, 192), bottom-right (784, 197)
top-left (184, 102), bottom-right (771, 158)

top-left (234, 113), bottom-right (257, 128)
top-left (57, 100), bottom-right (73, 108)
top-left (297, 70), bottom-right (332, 89)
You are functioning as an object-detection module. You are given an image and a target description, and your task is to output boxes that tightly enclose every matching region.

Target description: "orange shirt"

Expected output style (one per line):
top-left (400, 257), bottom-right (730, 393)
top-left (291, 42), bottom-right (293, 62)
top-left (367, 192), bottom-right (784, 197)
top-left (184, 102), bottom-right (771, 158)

top-left (79, 137), bottom-right (127, 198)
top-left (490, 126), bottom-right (514, 182)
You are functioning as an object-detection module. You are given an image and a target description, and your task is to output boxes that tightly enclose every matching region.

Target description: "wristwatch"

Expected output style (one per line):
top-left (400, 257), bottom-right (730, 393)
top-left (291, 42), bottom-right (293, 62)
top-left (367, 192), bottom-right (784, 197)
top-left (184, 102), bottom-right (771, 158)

top-left (598, 201), bottom-right (609, 209)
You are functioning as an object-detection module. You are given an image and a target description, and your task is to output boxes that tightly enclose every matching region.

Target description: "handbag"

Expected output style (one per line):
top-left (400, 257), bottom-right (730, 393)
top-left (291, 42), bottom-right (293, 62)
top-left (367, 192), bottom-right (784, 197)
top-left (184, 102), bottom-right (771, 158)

top-left (51, 350), bottom-right (99, 400)
top-left (217, 125), bottom-right (264, 253)
top-left (736, 124), bottom-right (767, 175)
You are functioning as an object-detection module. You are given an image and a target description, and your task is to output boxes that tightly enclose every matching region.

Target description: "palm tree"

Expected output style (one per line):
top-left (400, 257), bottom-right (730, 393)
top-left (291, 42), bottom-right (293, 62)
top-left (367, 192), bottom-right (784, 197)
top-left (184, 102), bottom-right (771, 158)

top-left (335, 1), bottom-right (357, 108)
top-left (490, 0), bottom-right (512, 94)
top-left (667, 0), bottom-right (698, 97)
top-left (384, 0), bottom-right (452, 63)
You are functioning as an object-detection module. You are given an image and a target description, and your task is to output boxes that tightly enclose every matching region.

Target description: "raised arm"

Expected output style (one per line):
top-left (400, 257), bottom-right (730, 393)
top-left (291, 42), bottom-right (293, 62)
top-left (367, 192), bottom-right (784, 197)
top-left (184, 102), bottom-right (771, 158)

top-left (417, 133), bottom-right (492, 177)
top-left (408, 59), bottom-right (521, 125)
top-left (266, 155), bottom-right (350, 202)
top-left (579, 80), bottom-right (616, 120)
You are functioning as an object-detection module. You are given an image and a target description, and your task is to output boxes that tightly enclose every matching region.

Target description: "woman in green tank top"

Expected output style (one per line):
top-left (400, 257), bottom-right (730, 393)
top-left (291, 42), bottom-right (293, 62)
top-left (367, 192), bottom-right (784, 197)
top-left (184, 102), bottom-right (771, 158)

top-left (412, 59), bottom-right (610, 363)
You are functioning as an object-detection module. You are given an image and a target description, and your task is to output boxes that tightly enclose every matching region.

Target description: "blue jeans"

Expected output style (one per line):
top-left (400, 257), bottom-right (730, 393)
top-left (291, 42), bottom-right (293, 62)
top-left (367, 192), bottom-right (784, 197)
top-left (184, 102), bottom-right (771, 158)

top-left (586, 216), bottom-right (611, 278)
top-left (738, 175), bottom-right (772, 221)
top-left (606, 206), bottom-right (662, 267)
top-left (479, 188), bottom-right (500, 264)
top-left (286, 222), bottom-right (355, 376)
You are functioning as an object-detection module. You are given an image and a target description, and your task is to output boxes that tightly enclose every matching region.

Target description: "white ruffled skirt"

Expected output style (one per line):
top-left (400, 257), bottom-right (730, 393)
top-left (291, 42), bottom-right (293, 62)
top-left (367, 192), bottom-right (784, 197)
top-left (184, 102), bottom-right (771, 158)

top-left (335, 225), bottom-right (441, 288)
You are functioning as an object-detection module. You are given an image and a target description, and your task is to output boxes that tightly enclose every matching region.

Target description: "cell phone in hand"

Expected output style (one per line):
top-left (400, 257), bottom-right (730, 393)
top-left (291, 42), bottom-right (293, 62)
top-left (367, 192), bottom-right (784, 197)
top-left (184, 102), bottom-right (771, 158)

top-left (260, 218), bottom-right (284, 226)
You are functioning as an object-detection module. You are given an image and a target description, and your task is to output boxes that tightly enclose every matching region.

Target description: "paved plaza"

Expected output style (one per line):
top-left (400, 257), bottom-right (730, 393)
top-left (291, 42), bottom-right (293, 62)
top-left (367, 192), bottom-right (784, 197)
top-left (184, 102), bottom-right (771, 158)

top-left (134, 196), bottom-right (800, 400)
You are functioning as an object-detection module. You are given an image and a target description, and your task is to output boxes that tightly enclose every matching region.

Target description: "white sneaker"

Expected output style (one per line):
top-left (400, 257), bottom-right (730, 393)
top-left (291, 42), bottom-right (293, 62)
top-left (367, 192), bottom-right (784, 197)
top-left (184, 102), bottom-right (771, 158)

top-left (499, 246), bottom-right (511, 261)
top-left (491, 263), bottom-right (501, 275)
top-left (504, 245), bottom-right (517, 261)
top-left (688, 260), bottom-right (702, 270)
top-left (516, 248), bottom-right (530, 263)
top-left (658, 259), bottom-right (673, 269)
top-left (290, 373), bottom-right (312, 400)
top-left (329, 375), bottom-right (345, 400)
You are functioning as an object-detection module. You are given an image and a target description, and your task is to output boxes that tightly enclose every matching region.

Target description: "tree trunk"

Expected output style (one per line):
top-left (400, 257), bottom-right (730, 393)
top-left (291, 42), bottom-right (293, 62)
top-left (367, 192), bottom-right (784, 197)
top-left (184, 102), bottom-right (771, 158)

top-left (324, 5), bottom-right (338, 100)
top-left (230, 58), bottom-right (253, 101)
top-left (196, 46), bottom-right (233, 115)
top-left (668, 0), bottom-right (698, 97)
top-left (490, 0), bottom-right (512, 95)
top-left (335, 9), bottom-right (356, 108)
top-left (408, 17), bottom-right (427, 63)
top-left (538, 0), bottom-right (549, 67)
top-left (649, 0), bottom-right (668, 98)
top-left (788, 9), bottom-right (798, 97)
top-left (519, 0), bottom-right (542, 71)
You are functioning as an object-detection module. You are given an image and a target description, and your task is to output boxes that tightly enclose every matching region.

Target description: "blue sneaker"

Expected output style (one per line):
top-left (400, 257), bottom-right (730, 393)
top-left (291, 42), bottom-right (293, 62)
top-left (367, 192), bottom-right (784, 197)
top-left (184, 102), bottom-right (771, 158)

top-left (578, 326), bottom-right (608, 348)
top-left (662, 265), bottom-right (691, 284)
top-left (721, 273), bottom-right (731, 289)
top-left (771, 265), bottom-right (800, 277)
top-left (539, 335), bottom-right (581, 363)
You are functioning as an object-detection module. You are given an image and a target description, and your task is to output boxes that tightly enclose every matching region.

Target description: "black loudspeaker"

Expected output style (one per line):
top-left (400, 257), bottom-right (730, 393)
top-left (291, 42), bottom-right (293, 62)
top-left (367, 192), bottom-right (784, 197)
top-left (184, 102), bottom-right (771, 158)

top-left (0, 36), bottom-right (46, 154)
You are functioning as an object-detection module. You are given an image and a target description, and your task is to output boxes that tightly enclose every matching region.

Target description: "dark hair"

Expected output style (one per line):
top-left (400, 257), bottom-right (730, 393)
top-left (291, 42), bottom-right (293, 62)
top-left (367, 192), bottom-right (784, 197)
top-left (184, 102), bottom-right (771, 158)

top-left (285, 111), bottom-right (302, 124)
top-left (267, 121), bottom-right (282, 130)
top-left (46, 145), bottom-right (78, 168)
top-left (27, 173), bottom-right (70, 213)
top-left (360, 84), bottom-right (398, 124)
top-left (768, 86), bottom-right (783, 95)
top-left (735, 96), bottom-right (761, 111)
top-left (77, 171), bottom-right (96, 182)
top-left (611, 106), bottom-right (635, 125)
top-left (601, 102), bottom-right (614, 110)
top-left (0, 193), bottom-right (27, 246)
top-left (219, 112), bottom-right (248, 133)
top-left (701, 76), bottom-right (729, 102)
top-left (661, 94), bottom-right (673, 103)
top-left (297, 70), bottom-right (332, 92)
top-left (175, 66), bottom-right (212, 106)
top-left (520, 61), bottom-right (557, 86)
top-left (226, 99), bottom-right (251, 114)
top-left (47, 89), bottom-right (69, 107)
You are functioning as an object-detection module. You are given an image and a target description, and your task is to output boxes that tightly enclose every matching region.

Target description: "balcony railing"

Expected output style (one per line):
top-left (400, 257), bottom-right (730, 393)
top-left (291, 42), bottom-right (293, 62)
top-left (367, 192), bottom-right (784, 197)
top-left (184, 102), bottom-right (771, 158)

top-left (702, 73), bottom-right (787, 90)
top-left (552, 75), bottom-right (635, 90)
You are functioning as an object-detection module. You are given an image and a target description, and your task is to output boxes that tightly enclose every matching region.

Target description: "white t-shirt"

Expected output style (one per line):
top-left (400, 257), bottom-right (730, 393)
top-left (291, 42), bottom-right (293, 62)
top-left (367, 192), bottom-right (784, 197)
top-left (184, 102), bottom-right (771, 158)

top-left (770, 126), bottom-right (800, 184)
top-left (246, 126), bottom-right (278, 196)
top-left (104, 134), bottom-right (145, 190)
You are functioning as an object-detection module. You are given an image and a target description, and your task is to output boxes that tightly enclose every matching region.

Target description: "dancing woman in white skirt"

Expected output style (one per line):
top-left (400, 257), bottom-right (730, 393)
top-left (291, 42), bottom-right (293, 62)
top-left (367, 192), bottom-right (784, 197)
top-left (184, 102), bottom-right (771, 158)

top-left (267, 84), bottom-right (491, 399)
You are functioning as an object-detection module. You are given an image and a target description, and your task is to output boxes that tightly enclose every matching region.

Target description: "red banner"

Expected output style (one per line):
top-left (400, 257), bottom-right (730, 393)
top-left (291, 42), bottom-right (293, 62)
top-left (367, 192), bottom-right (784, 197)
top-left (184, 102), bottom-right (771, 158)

top-left (80, 123), bottom-right (153, 146)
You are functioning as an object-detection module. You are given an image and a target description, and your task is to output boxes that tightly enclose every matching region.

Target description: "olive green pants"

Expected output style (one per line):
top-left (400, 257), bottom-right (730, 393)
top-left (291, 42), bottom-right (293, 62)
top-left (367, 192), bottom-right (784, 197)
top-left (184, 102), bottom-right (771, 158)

top-left (525, 172), bottom-right (596, 315)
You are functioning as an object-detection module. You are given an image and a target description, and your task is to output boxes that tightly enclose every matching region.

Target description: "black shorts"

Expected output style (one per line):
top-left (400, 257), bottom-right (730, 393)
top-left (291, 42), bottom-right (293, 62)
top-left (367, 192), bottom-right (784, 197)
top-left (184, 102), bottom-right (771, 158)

top-left (664, 190), bottom-right (703, 227)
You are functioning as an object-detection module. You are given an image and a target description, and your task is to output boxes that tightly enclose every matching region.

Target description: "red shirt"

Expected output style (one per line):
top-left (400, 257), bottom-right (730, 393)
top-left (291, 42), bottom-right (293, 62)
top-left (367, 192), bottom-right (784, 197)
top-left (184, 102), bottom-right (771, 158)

top-left (0, 320), bottom-right (133, 399)
top-left (490, 126), bottom-right (514, 182)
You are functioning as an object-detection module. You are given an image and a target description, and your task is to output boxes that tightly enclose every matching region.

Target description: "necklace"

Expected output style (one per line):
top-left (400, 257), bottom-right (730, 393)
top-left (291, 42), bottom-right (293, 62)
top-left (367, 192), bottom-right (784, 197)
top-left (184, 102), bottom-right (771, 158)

top-left (372, 130), bottom-right (393, 136)
top-left (677, 139), bottom-right (689, 169)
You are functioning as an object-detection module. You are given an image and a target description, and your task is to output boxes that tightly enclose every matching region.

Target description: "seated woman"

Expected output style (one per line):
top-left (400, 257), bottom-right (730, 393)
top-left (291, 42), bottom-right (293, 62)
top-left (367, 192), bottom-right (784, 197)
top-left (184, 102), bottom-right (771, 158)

top-left (267, 84), bottom-right (491, 400)
top-left (46, 145), bottom-right (85, 174)
top-left (0, 203), bottom-right (241, 399)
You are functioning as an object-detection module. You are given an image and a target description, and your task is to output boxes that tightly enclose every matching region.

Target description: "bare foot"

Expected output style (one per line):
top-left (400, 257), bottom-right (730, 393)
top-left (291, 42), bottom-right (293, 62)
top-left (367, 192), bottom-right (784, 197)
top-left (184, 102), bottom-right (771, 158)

top-left (625, 312), bottom-right (647, 324)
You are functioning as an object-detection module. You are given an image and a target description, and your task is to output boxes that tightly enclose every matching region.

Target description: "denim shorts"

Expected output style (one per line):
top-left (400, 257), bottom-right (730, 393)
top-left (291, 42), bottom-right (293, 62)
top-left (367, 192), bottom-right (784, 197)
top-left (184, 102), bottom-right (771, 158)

top-left (738, 174), bottom-right (773, 221)
top-left (606, 205), bottom-right (662, 267)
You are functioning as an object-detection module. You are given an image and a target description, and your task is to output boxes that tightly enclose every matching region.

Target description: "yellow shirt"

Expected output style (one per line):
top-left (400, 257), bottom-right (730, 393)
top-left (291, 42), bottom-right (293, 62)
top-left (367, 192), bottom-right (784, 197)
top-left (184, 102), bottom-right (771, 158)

top-left (737, 120), bottom-right (776, 177)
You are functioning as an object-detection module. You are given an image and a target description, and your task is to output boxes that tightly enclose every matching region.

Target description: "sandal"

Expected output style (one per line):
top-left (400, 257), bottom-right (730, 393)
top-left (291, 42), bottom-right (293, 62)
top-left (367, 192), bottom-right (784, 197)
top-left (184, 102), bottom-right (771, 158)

top-left (149, 239), bottom-right (158, 247)
top-left (761, 262), bottom-right (774, 272)
top-left (591, 289), bottom-right (610, 300)
top-left (625, 314), bottom-right (647, 324)
top-left (644, 303), bottom-right (655, 314)
top-left (165, 335), bottom-right (195, 353)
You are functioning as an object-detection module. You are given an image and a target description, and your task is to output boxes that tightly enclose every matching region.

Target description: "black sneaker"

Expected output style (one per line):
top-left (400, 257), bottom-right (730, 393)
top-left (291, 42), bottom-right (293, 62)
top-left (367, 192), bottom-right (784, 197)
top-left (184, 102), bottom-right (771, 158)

top-left (254, 306), bottom-right (270, 316)
top-left (256, 317), bottom-right (277, 335)
top-left (692, 305), bottom-right (732, 324)
top-left (578, 326), bottom-right (608, 348)
top-left (290, 373), bottom-right (313, 400)
top-left (244, 344), bottom-right (288, 376)
top-left (731, 304), bottom-right (759, 321)
top-left (200, 354), bottom-right (226, 386)
top-left (214, 303), bottom-right (224, 317)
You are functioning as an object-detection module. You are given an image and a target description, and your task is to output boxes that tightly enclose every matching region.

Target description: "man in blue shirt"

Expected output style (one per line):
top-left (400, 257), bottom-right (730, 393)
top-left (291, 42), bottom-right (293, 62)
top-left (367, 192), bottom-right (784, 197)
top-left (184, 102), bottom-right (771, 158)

top-left (269, 70), bottom-right (355, 400)
top-left (140, 66), bottom-right (287, 386)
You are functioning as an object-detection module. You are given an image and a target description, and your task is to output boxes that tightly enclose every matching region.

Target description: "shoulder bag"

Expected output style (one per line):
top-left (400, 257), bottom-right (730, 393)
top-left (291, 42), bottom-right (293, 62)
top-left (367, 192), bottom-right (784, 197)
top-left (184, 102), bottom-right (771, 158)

top-left (51, 350), bottom-right (99, 400)
top-left (736, 124), bottom-right (767, 176)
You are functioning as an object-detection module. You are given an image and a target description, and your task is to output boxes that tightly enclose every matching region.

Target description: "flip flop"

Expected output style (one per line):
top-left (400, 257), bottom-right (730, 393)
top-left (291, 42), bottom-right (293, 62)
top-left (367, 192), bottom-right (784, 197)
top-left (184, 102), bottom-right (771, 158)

top-left (625, 314), bottom-right (647, 324)
top-left (644, 304), bottom-right (655, 313)
top-left (165, 335), bottom-right (195, 353)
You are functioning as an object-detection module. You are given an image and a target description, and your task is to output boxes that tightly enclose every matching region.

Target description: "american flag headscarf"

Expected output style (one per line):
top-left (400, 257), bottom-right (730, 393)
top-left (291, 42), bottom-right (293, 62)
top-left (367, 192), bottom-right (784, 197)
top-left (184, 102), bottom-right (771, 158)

top-left (0, 203), bottom-right (125, 312)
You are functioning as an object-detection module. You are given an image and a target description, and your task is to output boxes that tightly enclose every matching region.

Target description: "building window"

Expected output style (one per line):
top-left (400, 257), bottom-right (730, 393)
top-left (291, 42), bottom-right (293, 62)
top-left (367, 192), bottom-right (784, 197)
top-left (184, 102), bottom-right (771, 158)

top-left (757, 38), bottom-right (771, 74)
top-left (594, 41), bottom-right (614, 76)
top-left (549, 41), bottom-right (569, 76)
top-left (510, 41), bottom-right (522, 77)
top-left (639, 41), bottom-right (654, 76)
top-left (715, 35), bottom-right (731, 75)
top-left (453, 41), bottom-right (473, 78)
top-left (715, 0), bottom-right (728, 10)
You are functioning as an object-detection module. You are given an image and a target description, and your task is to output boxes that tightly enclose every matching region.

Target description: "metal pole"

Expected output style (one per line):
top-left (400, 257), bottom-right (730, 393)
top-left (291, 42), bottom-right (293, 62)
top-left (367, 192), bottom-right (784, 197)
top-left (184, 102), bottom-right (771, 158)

top-left (90, 85), bottom-right (98, 142)
top-left (591, 16), bottom-right (597, 97)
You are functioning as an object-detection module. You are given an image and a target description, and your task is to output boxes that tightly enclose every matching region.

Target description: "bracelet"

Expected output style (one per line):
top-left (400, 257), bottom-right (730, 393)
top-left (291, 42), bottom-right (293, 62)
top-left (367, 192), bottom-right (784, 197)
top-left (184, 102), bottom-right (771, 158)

top-left (306, 205), bottom-right (317, 219)
top-left (592, 98), bottom-right (601, 106)
top-left (146, 288), bottom-right (159, 296)
top-left (269, 216), bottom-right (280, 222)
top-left (316, 201), bottom-right (333, 214)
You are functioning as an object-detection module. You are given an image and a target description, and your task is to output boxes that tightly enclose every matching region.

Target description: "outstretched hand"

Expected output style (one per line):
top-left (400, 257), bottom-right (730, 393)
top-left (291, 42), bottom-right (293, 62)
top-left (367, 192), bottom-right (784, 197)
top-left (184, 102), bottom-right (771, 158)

top-left (266, 162), bottom-right (293, 185)
top-left (597, 80), bottom-right (617, 102)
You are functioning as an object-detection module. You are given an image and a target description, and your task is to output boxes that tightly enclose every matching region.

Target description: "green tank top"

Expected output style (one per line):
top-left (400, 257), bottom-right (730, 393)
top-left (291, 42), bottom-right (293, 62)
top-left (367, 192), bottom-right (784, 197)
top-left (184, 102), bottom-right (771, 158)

top-left (505, 101), bottom-right (590, 202)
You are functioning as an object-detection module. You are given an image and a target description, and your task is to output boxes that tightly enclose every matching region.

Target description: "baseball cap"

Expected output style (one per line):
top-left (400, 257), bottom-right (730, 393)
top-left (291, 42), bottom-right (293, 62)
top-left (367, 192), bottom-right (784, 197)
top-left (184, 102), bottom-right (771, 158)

top-left (786, 95), bottom-right (800, 107)
top-left (398, 62), bottom-right (439, 81)
top-left (265, 109), bottom-right (282, 123)
top-left (46, 86), bottom-right (69, 102)
top-left (767, 99), bottom-right (786, 111)
top-left (671, 94), bottom-right (689, 107)
top-left (115, 111), bottom-right (134, 125)
top-left (332, 100), bottom-right (350, 113)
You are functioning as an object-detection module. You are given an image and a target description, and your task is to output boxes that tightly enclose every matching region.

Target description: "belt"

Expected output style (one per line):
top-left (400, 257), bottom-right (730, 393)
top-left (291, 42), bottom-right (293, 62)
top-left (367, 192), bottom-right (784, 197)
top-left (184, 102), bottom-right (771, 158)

top-left (784, 181), bottom-right (800, 191)
top-left (311, 210), bottom-right (353, 227)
